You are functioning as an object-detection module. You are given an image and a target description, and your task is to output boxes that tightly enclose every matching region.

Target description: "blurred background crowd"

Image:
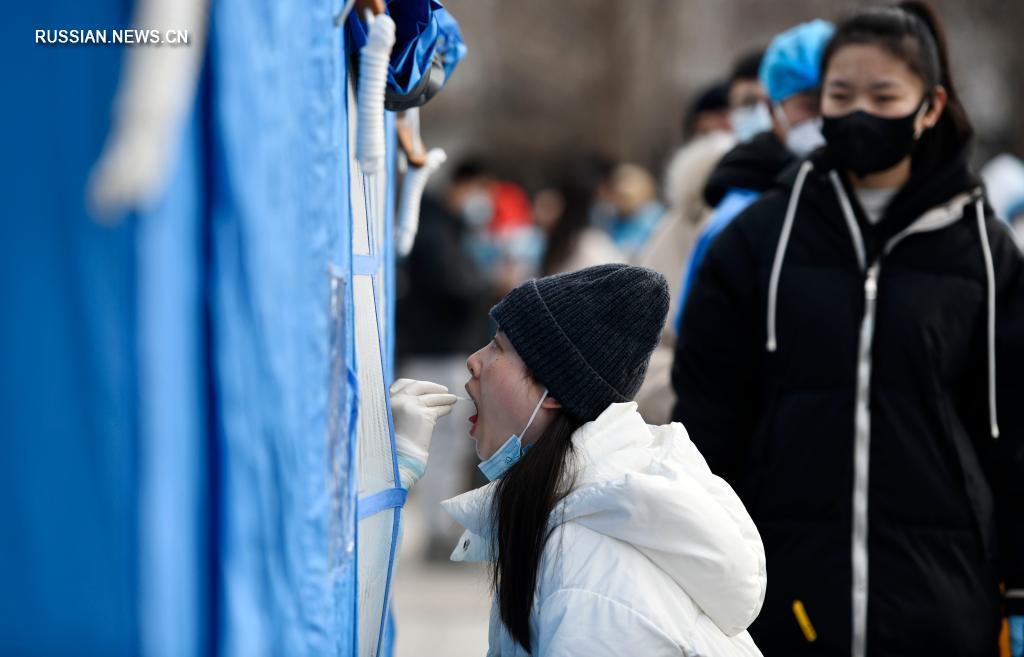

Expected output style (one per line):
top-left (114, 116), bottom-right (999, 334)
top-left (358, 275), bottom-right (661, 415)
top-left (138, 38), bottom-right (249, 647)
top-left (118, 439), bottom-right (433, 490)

top-left (391, 2), bottom-right (1024, 654)
top-left (7, 0), bottom-right (1024, 654)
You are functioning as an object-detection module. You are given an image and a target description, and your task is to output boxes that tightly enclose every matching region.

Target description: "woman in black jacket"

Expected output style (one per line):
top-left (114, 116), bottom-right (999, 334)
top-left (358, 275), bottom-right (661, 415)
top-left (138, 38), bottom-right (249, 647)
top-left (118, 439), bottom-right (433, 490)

top-left (671, 3), bottom-right (1024, 656)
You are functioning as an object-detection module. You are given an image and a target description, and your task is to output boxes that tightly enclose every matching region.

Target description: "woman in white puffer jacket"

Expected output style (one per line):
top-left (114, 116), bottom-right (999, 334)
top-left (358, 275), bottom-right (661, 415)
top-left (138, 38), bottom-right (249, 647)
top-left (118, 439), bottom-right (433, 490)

top-left (432, 264), bottom-right (765, 656)
top-left (445, 401), bottom-right (765, 656)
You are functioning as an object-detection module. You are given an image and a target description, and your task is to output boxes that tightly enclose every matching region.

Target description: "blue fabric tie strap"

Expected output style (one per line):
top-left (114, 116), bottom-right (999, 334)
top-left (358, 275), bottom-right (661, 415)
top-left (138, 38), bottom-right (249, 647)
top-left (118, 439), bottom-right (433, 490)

top-left (357, 487), bottom-right (408, 521)
top-left (354, 254), bottom-right (381, 276)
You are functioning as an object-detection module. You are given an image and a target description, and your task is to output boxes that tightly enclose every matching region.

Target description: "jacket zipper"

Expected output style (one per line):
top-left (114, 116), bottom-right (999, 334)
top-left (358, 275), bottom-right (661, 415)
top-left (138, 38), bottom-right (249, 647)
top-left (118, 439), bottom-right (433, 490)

top-left (851, 261), bottom-right (879, 657)
top-left (831, 178), bottom-right (978, 657)
top-left (790, 176), bottom-right (982, 657)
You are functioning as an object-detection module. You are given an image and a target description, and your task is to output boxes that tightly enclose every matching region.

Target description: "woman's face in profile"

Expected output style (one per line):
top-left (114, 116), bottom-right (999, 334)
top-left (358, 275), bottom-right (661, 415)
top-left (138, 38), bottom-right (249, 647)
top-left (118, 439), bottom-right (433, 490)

top-left (465, 330), bottom-right (547, 460)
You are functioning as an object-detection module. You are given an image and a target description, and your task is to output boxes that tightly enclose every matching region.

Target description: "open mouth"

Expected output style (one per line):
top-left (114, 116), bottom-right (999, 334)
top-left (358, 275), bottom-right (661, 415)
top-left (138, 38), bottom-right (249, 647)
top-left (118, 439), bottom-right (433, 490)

top-left (465, 385), bottom-right (479, 437)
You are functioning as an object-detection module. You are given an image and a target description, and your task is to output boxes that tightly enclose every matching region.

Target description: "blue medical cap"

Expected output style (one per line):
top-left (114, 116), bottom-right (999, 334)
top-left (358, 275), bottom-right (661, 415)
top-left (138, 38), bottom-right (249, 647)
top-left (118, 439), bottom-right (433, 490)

top-left (759, 19), bottom-right (835, 103)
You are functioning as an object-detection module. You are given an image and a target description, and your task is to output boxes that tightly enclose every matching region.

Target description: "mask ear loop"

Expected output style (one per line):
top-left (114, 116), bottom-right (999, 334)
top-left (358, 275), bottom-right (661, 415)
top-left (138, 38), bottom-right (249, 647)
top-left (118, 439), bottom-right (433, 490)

top-left (519, 389), bottom-right (549, 441)
top-left (772, 103), bottom-right (791, 131)
top-left (913, 93), bottom-right (934, 139)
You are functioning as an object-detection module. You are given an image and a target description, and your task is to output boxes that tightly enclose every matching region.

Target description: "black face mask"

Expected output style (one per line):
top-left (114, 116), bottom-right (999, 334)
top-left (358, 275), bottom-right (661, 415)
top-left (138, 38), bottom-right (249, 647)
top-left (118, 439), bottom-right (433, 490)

top-left (822, 101), bottom-right (928, 177)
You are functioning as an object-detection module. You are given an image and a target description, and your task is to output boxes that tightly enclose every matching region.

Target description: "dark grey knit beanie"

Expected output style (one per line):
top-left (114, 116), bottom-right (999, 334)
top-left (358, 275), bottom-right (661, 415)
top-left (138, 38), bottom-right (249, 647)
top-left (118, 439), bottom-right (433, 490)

top-left (490, 264), bottom-right (669, 422)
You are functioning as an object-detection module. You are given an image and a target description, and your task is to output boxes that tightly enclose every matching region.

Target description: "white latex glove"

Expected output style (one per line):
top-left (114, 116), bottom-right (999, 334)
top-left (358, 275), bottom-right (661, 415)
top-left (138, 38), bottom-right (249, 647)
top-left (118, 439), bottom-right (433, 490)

top-left (390, 379), bottom-right (458, 489)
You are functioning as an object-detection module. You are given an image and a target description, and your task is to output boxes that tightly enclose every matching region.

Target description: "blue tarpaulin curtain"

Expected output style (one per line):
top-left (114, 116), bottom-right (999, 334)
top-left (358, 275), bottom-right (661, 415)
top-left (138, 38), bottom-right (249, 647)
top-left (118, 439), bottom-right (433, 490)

top-left (3, 1), bottom-right (140, 655)
top-left (207, 0), bottom-right (354, 653)
top-left (3, 1), bottom-right (462, 656)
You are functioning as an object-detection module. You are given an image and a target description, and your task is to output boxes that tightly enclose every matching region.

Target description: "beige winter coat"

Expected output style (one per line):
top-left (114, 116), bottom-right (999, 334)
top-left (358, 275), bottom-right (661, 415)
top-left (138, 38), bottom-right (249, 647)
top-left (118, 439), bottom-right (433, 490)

top-left (633, 131), bottom-right (735, 423)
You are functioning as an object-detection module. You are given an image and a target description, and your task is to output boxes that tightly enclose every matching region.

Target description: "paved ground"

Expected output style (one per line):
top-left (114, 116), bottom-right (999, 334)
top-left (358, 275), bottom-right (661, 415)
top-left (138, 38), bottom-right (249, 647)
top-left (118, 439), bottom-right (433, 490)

top-left (392, 493), bottom-right (491, 657)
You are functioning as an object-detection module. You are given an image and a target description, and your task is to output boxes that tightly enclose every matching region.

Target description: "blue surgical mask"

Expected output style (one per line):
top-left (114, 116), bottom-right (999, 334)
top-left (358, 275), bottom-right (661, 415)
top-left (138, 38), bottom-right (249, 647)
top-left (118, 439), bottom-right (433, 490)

top-left (461, 191), bottom-right (493, 227)
top-left (730, 102), bottom-right (773, 142)
top-left (478, 389), bottom-right (548, 481)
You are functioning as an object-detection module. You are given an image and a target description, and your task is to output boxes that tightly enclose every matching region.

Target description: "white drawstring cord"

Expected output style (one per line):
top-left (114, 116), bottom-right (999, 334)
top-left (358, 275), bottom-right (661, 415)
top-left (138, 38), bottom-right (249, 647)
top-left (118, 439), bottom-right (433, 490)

top-left (829, 171), bottom-right (868, 271)
top-left (766, 160), bottom-right (814, 352)
top-left (976, 200), bottom-right (1000, 439)
top-left (396, 148), bottom-right (447, 257)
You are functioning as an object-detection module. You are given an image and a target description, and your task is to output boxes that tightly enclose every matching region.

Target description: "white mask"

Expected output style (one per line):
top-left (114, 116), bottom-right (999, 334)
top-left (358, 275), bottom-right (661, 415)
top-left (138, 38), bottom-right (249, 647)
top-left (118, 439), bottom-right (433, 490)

top-left (785, 117), bottom-right (825, 157)
top-left (773, 104), bottom-right (824, 157)
top-left (730, 102), bottom-right (773, 142)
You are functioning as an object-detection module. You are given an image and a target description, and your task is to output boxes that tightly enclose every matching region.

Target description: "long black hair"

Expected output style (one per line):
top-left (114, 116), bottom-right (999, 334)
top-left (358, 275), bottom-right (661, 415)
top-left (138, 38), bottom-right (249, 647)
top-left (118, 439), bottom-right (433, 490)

top-left (490, 410), bottom-right (584, 651)
top-left (821, 1), bottom-right (973, 172)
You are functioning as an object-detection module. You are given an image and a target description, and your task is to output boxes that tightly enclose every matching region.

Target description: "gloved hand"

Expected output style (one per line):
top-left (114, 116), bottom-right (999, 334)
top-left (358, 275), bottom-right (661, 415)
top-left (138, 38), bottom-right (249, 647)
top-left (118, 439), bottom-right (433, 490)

top-left (390, 379), bottom-right (458, 489)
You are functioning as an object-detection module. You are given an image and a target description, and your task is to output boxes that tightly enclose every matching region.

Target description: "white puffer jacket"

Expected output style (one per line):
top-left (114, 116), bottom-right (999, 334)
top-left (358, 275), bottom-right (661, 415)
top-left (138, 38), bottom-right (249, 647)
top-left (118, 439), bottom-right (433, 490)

top-left (442, 402), bottom-right (766, 656)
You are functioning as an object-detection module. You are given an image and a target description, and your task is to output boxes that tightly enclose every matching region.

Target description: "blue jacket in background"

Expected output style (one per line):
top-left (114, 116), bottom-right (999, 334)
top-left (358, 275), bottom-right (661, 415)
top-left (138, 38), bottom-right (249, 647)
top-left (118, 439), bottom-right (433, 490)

top-left (674, 131), bottom-right (795, 331)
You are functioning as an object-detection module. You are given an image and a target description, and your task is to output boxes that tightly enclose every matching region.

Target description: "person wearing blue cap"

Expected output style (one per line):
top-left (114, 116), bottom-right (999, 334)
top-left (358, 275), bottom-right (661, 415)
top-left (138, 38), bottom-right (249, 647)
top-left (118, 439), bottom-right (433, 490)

top-left (672, 19), bottom-right (835, 333)
top-left (760, 18), bottom-right (836, 157)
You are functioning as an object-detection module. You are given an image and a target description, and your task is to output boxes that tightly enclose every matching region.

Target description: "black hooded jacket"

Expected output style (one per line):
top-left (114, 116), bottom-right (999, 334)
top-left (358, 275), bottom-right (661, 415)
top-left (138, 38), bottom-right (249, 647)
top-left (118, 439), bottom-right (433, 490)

top-left (703, 132), bottom-right (795, 207)
top-left (396, 196), bottom-right (492, 358)
top-left (672, 147), bottom-right (1024, 656)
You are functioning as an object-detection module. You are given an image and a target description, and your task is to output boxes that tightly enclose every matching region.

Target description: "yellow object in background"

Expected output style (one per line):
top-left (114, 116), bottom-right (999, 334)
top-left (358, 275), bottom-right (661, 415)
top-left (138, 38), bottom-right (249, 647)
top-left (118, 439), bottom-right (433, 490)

top-left (792, 600), bottom-right (817, 642)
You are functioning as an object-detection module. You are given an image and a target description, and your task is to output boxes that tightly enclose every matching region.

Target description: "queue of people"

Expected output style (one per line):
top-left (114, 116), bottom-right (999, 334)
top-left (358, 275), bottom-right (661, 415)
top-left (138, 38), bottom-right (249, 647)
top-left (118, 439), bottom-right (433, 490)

top-left (393, 2), bottom-right (1024, 655)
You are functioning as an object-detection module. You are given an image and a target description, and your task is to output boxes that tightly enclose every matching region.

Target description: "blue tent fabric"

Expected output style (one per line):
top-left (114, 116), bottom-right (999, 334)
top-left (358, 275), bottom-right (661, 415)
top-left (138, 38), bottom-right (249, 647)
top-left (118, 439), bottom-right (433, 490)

top-left (207, 0), bottom-right (354, 654)
top-left (2, 2), bottom-right (140, 655)
top-left (136, 102), bottom-right (209, 657)
top-left (4, 0), bottom-right (462, 654)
